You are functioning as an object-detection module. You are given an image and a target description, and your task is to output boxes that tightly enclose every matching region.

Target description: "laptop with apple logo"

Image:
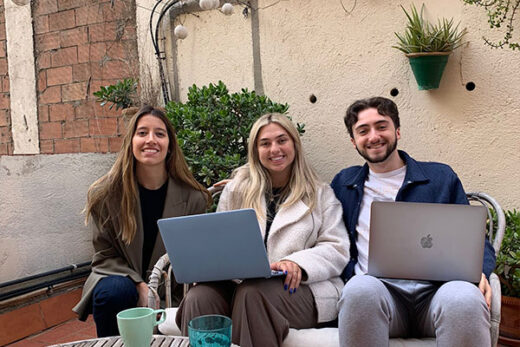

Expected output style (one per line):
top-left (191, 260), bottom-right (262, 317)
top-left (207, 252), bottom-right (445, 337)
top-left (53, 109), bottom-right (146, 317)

top-left (367, 201), bottom-right (487, 283)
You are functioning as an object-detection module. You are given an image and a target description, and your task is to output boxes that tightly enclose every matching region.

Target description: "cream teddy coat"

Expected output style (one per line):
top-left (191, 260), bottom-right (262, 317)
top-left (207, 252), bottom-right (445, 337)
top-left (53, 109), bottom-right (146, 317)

top-left (217, 180), bottom-right (350, 323)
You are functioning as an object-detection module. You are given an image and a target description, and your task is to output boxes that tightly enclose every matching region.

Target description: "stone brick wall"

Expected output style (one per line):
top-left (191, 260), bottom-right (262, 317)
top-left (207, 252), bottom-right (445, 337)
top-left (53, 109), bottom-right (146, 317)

top-left (0, 0), bottom-right (11, 155)
top-left (34, 0), bottom-right (139, 154)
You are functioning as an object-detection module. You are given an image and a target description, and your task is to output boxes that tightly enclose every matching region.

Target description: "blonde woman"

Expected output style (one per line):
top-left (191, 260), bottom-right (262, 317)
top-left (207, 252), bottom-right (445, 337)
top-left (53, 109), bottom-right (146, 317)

top-left (176, 113), bottom-right (349, 347)
top-left (73, 105), bottom-right (210, 337)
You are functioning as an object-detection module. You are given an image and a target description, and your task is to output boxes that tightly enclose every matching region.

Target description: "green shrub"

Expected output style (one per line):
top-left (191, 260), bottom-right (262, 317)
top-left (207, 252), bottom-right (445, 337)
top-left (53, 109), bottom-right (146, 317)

top-left (495, 209), bottom-right (520, 297)
top-left (93, 78), bottom-right (138, 110)
top-left (165, 81), bottom-right (304, 189)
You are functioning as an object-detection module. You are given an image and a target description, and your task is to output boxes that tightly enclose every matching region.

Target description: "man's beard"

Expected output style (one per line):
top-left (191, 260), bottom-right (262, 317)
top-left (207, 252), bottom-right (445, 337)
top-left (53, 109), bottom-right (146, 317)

top-left (355, 138), bottom-right (398, 164)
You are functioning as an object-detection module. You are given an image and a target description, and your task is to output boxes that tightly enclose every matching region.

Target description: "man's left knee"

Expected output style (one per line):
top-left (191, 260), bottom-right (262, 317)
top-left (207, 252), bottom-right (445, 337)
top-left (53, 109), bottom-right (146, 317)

top-left (435, 281), bottom-right (489, 316)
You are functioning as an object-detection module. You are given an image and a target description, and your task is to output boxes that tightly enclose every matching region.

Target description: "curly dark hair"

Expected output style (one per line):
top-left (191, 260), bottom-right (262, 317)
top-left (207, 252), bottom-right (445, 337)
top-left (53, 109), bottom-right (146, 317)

top-left (344, 97), bottom-right (400, 138)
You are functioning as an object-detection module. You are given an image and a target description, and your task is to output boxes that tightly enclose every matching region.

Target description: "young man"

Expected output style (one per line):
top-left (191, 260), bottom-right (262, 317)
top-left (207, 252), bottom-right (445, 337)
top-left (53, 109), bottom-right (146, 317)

top-left (331, 97), bottom-right (495, 347)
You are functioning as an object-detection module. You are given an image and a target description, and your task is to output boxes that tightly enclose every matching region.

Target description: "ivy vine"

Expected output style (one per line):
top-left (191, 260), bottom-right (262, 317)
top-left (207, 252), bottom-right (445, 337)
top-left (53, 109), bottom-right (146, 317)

top-left (463, 0), bottom-right (520, 50)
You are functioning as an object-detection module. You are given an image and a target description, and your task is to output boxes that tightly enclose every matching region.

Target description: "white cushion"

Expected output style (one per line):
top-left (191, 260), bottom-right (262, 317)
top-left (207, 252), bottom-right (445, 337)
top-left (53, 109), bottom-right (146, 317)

top-left (285, 328), bottom-right (435, 347)
top-left (284, 328), bottom-right (338, 346)
top-left (158, 307), bottom-right (436, 347)
top-left (158, 307), bottom-right (182, 336)
top-left (389, 339), bottom-right (436, 347)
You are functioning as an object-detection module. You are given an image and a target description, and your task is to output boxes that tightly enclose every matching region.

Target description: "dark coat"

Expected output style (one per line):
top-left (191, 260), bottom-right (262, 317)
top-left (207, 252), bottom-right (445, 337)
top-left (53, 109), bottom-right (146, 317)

top-left (73, 177), bottom-right (206, 320)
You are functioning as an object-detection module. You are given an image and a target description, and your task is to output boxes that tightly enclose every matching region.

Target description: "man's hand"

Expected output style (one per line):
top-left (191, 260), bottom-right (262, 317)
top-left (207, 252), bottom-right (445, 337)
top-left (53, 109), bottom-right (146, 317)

top-left (270, 260), bottom-right (302, 294)
top-left (136, 282), bottom-right (149, 307)
top-left (478, 273), bottom-right (491, 308)
top-left (213, 179), bottom-right (231, 188)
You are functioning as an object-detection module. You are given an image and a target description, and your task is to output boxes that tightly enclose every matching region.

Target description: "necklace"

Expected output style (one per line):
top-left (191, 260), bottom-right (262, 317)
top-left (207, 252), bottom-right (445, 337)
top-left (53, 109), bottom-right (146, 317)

top-left (269, 187), bottom-right (283, 202)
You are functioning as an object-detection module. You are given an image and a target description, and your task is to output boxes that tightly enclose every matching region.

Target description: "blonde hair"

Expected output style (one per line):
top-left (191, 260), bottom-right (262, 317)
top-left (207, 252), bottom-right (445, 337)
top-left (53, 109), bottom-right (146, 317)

top-left (84, 105), bottom-right (210, 244)
top-left (232, 113), bottom-right (319, 220)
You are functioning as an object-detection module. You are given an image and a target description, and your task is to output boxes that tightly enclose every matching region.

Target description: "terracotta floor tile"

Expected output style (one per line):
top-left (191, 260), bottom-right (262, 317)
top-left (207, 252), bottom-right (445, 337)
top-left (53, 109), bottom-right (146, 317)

top-left (77, 316), bottom-right (97, 335)
top-left (26, 317), bottom-right (97, 344)
top-left (81, 324), bottom-right (98, 337)
top-left (38, 334), bottom-right (81, 345)
top-left (30, 322), bottom-right (82, 344)
top-left (59, 320), bottom-right (98, 343)
top-left (55, 318), bottom-right (92, 332)
top-left (59, 331), bottom-right (98, 344)
top-left (6, 338), bottom-right (46, 347)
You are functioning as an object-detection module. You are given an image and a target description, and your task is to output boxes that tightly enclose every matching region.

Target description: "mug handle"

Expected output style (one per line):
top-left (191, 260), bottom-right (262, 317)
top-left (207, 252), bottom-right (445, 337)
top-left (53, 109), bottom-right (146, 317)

top-left (154, 309), bottom-right (167, 326)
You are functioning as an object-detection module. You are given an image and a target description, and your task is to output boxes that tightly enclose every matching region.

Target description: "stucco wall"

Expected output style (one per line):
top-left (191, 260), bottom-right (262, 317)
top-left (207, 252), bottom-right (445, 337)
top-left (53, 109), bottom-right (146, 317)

top-left (0, 153), bottom-right (115, 282)
top-left (1, 0), bottom-right (519, 283)
top-left (171, 0), bottom-right (520, 210)
top-left (175, 6), bottom-right (255, 97)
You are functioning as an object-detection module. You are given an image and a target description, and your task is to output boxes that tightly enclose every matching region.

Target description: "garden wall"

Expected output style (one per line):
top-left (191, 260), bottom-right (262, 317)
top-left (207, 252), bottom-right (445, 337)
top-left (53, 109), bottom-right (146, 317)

top-left (1, 0), bottom-right (520, 282)
top-left (0, 0), bottom-right (138, 282)
top-left (169, 0), bottom-right (520, 210)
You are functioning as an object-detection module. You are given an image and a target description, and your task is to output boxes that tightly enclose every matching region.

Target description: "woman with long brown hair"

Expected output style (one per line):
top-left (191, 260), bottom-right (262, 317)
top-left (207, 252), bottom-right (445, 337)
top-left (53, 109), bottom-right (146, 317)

top-left (73, 105), bottom-right (210, 337)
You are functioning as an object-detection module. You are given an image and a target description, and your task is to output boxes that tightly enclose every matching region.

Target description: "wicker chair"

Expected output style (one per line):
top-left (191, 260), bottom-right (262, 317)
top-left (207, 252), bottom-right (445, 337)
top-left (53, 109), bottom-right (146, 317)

top-left (148, 191), bottom-right (505, 347)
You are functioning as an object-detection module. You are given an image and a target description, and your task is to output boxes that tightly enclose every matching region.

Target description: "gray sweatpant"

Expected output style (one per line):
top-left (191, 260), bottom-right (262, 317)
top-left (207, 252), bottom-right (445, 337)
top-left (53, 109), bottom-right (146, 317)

top-left (338, 275), bottom-right (491, 347)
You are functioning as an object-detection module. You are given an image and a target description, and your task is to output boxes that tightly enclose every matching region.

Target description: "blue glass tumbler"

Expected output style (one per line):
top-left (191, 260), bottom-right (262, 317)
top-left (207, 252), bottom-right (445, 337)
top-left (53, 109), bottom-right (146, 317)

top-left (188, 314), bottom-right (232, 347)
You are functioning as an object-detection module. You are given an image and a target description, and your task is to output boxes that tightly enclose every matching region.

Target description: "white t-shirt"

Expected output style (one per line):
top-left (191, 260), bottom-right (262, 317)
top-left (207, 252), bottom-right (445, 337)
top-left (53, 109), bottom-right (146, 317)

top-left (354, 165), bottom-right (407, 275)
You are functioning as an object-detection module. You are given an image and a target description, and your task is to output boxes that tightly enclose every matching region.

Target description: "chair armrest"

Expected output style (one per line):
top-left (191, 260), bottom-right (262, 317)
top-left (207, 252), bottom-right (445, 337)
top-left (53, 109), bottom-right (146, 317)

top-left (489, 272), bottom-right (501, 347)
top-left (147, 253), bottom-right (170, 309)
top-left (489, 272), bottom-right (501, 323)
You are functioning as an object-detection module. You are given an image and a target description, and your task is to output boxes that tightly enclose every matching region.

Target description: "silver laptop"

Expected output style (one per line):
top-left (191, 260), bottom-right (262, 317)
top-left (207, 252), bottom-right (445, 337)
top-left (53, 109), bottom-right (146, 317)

top-left (158, 209), bottom-right (283, 283)
top-left (368, 201), bottom-right (487, 283)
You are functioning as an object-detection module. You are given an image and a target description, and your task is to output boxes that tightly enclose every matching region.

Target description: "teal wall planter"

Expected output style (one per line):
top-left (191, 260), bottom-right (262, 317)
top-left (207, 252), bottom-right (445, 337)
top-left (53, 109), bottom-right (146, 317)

top-left (406, 52), bottom-right (451, 90)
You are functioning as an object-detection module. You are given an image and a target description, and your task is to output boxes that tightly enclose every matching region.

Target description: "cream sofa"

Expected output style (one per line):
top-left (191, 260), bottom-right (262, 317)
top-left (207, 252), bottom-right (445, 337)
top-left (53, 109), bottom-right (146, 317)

top-left (157, 306), bottom-right (436, 346)
top-left (149, 192), bottom-right (503, 347)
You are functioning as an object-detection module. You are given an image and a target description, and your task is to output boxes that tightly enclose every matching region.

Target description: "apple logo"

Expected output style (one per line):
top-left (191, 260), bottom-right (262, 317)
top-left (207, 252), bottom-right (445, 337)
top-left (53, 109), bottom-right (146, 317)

top-left (420, 234), bottom-right (433, 248)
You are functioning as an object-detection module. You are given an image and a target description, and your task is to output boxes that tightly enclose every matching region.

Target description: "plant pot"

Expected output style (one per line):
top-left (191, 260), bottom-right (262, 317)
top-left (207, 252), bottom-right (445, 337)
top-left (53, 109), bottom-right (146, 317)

top-left (406, 52), bottom-right (451, 90)
top-left (499, 295), bottom-right (520, 346)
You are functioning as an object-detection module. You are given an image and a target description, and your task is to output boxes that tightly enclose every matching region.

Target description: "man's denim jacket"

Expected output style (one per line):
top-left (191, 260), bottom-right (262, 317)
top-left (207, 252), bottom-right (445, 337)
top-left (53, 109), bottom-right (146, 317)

top-left (331, 150), bottom-right (496, 282)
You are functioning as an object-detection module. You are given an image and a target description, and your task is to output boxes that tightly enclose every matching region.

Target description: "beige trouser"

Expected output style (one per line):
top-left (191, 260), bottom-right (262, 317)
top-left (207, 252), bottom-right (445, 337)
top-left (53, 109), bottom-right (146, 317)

top-left (175, 277), bottom-right (318, 347)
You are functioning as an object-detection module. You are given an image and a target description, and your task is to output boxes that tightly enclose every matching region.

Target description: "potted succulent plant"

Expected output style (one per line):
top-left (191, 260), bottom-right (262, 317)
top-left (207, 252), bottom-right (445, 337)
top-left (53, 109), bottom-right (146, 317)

top-left (495, 209), bottom-right (520, 344)
top-left (393, 4), bottom-right (467, 90)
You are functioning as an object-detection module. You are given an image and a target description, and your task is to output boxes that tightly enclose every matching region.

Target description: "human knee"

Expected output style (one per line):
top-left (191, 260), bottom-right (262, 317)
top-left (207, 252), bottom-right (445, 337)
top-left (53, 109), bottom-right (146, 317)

top-left (340, 276), bottom-right (385, 304)
top-left (93, 276), bottom-right (137, 309)
top-left (183, 285), bottom-right (214, 307)
top-left (437, 281), bottom-right (486, 306)
top-left (434, 281), bottom-right (489, 317)
top-left (234, 279), bottom-right (266, 303)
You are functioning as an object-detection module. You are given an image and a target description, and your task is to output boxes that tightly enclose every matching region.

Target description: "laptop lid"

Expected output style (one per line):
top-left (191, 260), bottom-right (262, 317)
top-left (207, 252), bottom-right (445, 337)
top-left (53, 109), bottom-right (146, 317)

top-left (367, 201), bottom-right (487, 283)
top-left (158, 209), bottom-right (275, 283)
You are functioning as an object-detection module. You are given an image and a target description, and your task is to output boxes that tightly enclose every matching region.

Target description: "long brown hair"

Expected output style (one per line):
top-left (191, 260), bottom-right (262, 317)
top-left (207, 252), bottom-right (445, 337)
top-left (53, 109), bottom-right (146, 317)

top-left (84, 105), bottom-right (210, 244)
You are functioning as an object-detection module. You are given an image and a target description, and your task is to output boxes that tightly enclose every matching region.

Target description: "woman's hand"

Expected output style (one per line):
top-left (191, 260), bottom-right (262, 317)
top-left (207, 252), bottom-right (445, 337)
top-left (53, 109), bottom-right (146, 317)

top-left (136, 282), bottom-right (149, 307)
top-left (270, 260), bottom-right (302, 294)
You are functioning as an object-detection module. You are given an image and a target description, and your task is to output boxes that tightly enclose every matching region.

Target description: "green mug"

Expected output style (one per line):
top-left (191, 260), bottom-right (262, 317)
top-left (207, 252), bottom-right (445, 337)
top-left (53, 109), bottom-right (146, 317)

top-left (116, 307), bottom-right (166, 347)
